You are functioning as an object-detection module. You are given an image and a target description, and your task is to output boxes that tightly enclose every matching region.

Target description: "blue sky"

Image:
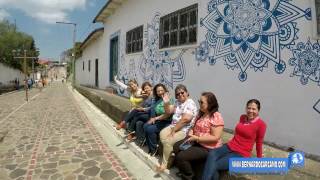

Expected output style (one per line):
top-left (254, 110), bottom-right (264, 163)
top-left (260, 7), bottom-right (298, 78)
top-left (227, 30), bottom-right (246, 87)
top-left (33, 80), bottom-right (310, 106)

top-left (0, 0), bottom-right (106, 61)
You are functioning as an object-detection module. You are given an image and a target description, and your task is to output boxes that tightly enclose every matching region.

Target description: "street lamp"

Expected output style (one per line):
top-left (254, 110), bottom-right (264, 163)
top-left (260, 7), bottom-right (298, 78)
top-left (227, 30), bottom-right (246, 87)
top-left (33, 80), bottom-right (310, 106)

top-left (56, 21), bottom-right (77, 87)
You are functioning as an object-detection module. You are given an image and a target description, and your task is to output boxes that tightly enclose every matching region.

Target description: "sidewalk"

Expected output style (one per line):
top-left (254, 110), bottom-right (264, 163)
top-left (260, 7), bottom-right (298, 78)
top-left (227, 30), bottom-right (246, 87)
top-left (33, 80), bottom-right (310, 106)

top-left (71, 84), bottom-right (164, 180)
top-left (75, 85), bottom-right (320, 180)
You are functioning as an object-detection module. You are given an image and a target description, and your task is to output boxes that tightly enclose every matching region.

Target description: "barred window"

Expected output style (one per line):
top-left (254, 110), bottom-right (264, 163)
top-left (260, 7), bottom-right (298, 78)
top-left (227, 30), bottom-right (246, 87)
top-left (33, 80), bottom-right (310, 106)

top-left (160, 4), bottom-right (198, 49)
top-left (316, 0), bottom-right (320, 35)
top-left (126, 25), bottom-right (143, 54)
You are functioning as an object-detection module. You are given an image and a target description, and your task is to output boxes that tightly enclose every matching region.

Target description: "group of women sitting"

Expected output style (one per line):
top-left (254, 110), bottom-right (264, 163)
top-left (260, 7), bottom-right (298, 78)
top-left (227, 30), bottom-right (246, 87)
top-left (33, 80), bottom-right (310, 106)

top-left (114, 76), bottom-right (267, 180)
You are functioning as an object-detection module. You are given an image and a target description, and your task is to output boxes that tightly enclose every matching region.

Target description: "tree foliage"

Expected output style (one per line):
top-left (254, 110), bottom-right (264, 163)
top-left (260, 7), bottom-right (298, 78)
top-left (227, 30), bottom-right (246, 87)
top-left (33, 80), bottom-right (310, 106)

top-left (64, 42), bottom-right (82, 59)
top-left (0, 20), bottom-right (39, 71)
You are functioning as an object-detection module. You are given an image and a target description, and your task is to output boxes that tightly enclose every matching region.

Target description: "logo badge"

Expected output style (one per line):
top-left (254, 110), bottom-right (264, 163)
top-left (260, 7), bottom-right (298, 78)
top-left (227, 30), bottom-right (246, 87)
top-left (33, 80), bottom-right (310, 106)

top-left (289, 151), bottom-right (304, 168)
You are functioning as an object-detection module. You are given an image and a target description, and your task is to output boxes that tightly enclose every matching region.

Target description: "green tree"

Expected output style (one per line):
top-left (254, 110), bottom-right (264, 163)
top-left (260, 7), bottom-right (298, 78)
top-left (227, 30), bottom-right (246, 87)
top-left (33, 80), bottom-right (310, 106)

top-left (0, 20), bottom-right (39, 71)
top-left (63, 42), bottom-right (82, 78)
top-left (64, 42), bottom-right (82, 59)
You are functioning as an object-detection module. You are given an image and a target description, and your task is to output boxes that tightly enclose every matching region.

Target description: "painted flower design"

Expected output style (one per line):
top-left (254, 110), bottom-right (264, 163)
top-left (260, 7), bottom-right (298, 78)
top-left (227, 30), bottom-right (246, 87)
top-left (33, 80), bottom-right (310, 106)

top-left (195, 41), bottom-right (209, 63)
top-left (289, 40), bottom-right (320, 86)
top-left (201, 0), bottom-right (310, 81)
top-left (222, 0), bottom-right (275, 53)
top-left (139, 13), bottom-right (186, 88)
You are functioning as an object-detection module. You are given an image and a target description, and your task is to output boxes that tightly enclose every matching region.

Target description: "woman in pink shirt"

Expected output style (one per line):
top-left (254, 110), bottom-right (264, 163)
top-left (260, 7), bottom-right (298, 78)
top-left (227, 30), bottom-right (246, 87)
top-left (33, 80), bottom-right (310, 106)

top-left (202, 99), bottom-right (267, 180)
top-left (173, 92), bottom-right (224, 180)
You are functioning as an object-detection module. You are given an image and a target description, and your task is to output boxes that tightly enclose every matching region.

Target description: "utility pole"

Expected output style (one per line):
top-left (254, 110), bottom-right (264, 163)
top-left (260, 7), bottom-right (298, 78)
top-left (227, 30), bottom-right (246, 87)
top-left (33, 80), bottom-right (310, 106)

top-left (32, 56), bottom-right (34, 82)
top-left (12, 49), bottom-right (39, 101)
top-left (56, 21), bottom-right (77, 87)
top-left (31, 48), bottom-right (39, 82)
top-left (72, 23), bottom-right (76, 87)
top-left (23, 50), bottom-right (28, 101)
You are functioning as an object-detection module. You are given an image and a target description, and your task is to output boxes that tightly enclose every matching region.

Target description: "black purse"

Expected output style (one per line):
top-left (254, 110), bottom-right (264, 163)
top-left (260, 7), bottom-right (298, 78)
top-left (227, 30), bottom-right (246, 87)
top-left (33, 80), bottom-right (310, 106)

top-left (179, 140), bottom-right (194, 151)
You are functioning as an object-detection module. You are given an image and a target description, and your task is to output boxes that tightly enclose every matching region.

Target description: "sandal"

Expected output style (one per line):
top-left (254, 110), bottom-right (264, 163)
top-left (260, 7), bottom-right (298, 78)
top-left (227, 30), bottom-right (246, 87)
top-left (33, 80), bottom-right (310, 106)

top-left (155, 164), bottom-right (167, 173)
top-left (126, 134), bottom-right (137, 141)
top-left (116, 121), bottom-right (126, 130)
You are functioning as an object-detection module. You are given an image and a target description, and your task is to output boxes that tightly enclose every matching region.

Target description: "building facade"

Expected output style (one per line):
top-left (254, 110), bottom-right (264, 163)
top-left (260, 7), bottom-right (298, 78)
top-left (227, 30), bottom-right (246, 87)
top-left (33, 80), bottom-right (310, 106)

top-left (76, 28), bottom-right (104, 87)
top-left (77, 0), bottom-right (320, 157)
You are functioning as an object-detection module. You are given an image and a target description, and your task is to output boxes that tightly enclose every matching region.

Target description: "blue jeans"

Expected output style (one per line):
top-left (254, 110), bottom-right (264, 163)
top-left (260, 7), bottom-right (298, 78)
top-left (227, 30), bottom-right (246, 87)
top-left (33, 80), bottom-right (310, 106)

top-left (134, 115), bottom-right (150, 142)
top-left (127, 111), bottom-right (149, 133)
top-left (143, 120), bottom-right (170, 153)
top-left (124, 109), bottom-right (139, 124)
top-left (202, 144), bottom-right (242, 180)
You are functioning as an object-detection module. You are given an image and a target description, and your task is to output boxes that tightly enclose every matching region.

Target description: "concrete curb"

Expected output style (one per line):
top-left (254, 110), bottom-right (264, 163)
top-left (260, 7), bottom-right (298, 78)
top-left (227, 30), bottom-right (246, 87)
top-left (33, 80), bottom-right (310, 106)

top-left (75, 86), bottom-right (130, 123)
top-left (99, 115), bottom-right (178, 180)
top-left (71, 85), bottom-right (175, 179)
top-left (0, 89), bottom-right (21, 96)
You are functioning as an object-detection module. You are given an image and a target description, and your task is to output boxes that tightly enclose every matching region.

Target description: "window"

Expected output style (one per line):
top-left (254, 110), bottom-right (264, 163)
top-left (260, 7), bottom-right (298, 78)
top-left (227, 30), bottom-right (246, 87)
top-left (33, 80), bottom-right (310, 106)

top-left (316, 0), bottom-right (320, 35)
top-left (160, 4), bottom-right (198, 49)
top-left (126, 25), bottom-right (143, 54)
top-left (88, 60), bottom-right (91, 72)
top-left (83, 61), bottom-right (84, 71)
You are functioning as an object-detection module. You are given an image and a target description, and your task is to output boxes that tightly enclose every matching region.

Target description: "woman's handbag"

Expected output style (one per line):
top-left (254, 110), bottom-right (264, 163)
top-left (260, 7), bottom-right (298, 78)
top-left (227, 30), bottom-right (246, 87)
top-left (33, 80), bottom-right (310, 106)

top-left (179, 140), bottom-right (194, 151)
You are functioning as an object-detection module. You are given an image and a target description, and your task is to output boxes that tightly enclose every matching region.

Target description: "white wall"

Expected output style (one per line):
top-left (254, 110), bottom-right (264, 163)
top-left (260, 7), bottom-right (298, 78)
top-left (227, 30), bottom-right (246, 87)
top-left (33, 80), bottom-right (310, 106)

top-left (84, 0), bottom-right (320, 156)
top-left (48, 66), bottom-right (66, 80)
top-left (75, 34), bottom-right (104, 88)
top-left (0, 63), bottom-right (25, 86)
top-left (75, 57), bottom-right (82, 84)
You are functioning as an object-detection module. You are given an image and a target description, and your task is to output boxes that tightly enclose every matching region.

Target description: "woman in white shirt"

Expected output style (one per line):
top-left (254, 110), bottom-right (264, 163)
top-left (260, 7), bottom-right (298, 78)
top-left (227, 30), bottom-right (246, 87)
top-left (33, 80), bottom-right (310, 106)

top-left (156, 84), bottom-right (198, 172)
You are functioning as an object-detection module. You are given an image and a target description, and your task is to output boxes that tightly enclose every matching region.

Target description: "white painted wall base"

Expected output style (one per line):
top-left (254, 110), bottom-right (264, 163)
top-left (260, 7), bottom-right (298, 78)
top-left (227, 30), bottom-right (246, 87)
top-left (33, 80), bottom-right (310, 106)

top-left (0, 63), bottom-right (25, 86)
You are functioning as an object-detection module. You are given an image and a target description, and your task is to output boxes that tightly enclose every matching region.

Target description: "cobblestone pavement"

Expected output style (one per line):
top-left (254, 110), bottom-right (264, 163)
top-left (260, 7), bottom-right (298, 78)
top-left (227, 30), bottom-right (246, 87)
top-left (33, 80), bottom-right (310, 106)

top-left (0, 88), bottom-right (40, 121)
top-left (0, 83), bottom-right (134, 180)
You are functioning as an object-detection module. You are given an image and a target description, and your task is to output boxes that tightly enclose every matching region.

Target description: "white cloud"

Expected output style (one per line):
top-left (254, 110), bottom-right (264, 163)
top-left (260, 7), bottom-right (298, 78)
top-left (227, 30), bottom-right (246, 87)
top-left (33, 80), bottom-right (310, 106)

top-left (0, 0), bottom-right (87, 24)
top-left (0, 9), bottom-right (10, 20)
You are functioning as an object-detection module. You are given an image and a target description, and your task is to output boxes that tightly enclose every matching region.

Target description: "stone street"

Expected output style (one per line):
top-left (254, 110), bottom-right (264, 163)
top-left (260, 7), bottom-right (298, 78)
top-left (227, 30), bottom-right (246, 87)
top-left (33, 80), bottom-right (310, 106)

top-left (0, 83), bottom-right (158, 180)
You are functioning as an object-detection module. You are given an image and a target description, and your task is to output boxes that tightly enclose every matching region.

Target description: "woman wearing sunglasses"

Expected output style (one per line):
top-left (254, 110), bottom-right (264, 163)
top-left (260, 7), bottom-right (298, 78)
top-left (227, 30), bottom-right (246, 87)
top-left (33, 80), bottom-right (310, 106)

top-left (172, 92), bottom-right (224, 180)
top-left (156, 84), bottom-right (198, 172)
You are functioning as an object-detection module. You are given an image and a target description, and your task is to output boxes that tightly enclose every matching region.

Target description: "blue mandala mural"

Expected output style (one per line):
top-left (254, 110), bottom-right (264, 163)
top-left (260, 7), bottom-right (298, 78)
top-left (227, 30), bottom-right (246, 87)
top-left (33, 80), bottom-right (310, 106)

top-left (289, 40), bottom-right (320, 86)
top-left (195, 41), bottom-right (209, 63)
top-left (139, 13), bottom-right (186, 89)
top-left (117, 55), bottom-right (130, 96)
top-left (314, 99), bottom-right (320, 114)
top-left (116, 13), bottom-right (186, 94)
top-left (200, 0), bottom-right (311, 81)
top-left (109, 31), bottom-right (130, 96)
top-left (117, 40), bottom-right (138, 96)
